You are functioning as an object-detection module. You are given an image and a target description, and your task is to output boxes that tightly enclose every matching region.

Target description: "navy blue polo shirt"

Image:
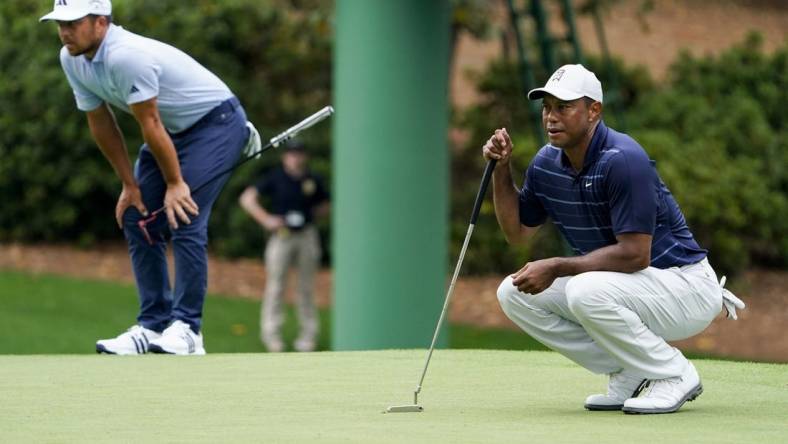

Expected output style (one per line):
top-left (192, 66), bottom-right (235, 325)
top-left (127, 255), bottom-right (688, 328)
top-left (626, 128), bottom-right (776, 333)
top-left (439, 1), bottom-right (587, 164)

top-left (255, 167), bottom-right (329, 230)
top-left (519, 121), bottom-right (706, 269)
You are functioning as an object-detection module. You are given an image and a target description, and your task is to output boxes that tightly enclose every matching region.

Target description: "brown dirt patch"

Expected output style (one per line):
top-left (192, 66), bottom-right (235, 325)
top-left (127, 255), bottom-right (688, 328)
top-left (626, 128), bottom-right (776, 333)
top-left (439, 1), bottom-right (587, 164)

top-left (1, 243), bottom-right (785, 362)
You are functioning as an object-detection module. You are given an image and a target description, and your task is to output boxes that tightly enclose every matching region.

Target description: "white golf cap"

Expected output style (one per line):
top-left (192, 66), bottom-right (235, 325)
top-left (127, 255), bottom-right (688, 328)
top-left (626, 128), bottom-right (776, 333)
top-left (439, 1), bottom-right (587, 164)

top-left (527, 64), bottom-right (603, 103)
top-left (40, 0), bottom-right (112, 22)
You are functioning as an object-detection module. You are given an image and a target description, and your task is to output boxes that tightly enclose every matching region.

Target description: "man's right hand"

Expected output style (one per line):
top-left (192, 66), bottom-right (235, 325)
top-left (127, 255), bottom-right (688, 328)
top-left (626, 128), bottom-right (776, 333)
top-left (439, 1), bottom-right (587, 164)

top-left (116, 184), bottom-right (149, 229)
top-left (482, 128), bottom-right (513, 167)
top-left (263, 215), bottom-right (286, 232)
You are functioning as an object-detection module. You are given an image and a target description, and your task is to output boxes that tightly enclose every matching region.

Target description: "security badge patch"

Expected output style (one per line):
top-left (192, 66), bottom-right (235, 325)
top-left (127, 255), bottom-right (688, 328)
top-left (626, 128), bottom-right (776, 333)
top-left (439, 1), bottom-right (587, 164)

top-left (302, 178), bottom-right (316, 196)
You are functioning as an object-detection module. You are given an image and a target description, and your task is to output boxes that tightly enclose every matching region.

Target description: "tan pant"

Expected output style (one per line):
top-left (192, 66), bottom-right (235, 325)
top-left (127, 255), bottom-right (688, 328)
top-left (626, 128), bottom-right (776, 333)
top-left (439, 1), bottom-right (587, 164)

top-left (261, 225), bottom-right (321, 346)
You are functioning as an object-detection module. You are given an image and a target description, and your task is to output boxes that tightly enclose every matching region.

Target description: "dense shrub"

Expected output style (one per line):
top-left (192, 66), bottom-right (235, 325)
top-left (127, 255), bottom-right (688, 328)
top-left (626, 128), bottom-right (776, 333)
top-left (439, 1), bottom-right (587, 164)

top-left (1, 1), bottom-right (784, 278)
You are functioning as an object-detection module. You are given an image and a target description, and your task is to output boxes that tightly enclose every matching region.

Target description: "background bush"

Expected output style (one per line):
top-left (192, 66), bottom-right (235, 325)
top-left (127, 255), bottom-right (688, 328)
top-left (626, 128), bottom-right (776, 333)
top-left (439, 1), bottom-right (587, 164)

top-left (1, 1), bottom-right (784, 277)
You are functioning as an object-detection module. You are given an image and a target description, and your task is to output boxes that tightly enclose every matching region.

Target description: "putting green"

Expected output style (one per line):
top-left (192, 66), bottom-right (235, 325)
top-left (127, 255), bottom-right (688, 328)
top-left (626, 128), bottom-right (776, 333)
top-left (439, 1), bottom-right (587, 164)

top-left (1, 350), bottom-right (785, 443)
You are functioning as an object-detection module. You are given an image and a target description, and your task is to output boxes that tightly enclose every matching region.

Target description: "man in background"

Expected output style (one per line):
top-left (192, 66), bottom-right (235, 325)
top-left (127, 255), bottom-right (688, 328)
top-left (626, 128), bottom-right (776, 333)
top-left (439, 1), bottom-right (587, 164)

top-left (240, 140), bottom-right (329, 352)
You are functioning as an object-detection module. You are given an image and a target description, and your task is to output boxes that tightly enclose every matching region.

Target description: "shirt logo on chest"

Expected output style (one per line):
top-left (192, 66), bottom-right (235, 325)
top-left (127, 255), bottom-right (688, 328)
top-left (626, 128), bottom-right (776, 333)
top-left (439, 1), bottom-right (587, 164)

top-left (585, 181), bottom-right (592, 188)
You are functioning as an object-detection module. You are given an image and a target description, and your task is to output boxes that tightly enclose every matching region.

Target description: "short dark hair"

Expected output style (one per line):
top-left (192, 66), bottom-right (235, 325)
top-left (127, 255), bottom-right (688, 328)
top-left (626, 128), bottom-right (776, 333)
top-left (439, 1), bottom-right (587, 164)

top-left (88, 14), bottom-right (112, 24)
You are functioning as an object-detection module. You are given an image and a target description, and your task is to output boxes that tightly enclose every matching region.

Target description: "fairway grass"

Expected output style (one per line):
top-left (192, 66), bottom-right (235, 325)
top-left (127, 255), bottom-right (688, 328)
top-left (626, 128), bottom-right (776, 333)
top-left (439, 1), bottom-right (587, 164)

top-left (1, 350), bottom-right (786, 443)
top-left (0, 270), bottom-right (546, 354)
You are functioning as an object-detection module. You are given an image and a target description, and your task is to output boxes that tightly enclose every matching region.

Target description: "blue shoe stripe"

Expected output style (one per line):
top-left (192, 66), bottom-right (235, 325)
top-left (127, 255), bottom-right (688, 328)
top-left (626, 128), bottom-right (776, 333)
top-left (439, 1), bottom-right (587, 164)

top-left (131, 336), bottom-right (142, 354)
top-left (183, 334), bottom-right (195, 354)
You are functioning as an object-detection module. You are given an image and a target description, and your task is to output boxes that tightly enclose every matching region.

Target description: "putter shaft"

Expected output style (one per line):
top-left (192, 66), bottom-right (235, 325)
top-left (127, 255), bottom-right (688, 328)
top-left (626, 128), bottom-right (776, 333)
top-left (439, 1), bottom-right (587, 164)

top-left (405, 159), bottom-right (497, 409)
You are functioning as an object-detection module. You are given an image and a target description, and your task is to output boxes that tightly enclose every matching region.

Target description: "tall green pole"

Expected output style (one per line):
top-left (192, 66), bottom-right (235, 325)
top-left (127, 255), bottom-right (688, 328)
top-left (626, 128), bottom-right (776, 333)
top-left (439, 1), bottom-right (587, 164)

top-left (333, 0), bottom-right (450, 350)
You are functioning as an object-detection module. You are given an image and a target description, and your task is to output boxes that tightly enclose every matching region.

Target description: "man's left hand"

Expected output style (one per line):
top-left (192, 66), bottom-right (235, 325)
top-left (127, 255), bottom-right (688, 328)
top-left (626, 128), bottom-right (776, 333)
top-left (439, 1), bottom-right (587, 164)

top-left (511, 258), bottom-right (559, 294)
top-left (164, 180), bottom-right (199, 229)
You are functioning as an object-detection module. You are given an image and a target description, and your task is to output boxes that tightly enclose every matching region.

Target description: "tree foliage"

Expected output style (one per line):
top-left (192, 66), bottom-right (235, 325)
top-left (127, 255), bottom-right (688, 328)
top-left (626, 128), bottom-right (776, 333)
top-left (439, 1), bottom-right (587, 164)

top-left (1, 2), bottom-right (785, 277)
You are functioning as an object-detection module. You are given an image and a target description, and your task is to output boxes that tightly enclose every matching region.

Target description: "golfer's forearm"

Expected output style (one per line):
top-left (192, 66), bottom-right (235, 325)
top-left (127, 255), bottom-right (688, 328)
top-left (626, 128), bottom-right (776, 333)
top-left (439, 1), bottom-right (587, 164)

top-left (130, 98), bottom-right (183, 186)
top-left (492, 165), bottom-right (529, 244)
top-left (239, 189), bottom-right (272, 226)
top-left (87, 107), bottom-right (135, 187)
top-left (553, 242), bottom-right (650, 276)
top-left (139, 122), bottom-right (183, 186)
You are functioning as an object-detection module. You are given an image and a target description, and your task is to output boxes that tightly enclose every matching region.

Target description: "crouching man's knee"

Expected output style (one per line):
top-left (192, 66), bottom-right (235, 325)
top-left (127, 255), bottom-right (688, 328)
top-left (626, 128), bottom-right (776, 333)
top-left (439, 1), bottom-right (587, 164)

top-left (565, 272), bottom-right (614, 318)
top-left (497, 275), bottom-right (524, 317)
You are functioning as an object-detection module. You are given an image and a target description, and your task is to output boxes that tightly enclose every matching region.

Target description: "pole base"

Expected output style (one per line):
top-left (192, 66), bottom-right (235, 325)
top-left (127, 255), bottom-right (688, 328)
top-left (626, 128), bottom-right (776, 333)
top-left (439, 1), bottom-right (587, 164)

top-left (384, 405), bottom-right (424, 413)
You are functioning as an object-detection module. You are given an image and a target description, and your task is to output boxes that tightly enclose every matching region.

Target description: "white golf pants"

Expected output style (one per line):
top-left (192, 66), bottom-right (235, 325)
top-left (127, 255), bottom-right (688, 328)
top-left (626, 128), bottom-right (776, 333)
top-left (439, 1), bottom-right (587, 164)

top-left (496, 258), bottom-right (723, 379)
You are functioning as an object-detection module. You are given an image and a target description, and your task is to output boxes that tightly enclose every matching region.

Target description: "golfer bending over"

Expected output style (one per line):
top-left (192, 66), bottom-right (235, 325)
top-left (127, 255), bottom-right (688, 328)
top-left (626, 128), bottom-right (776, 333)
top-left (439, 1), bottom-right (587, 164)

top-left (41, 0), bottom-right (260, 355)
top-left (485, 64), bottom-right (744, 414)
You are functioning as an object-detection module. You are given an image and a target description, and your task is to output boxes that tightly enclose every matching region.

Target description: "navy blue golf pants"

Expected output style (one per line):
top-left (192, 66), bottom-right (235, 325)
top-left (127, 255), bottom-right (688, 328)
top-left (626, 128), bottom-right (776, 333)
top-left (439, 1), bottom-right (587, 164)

top-left (122, 97), bottom-right (248, 333)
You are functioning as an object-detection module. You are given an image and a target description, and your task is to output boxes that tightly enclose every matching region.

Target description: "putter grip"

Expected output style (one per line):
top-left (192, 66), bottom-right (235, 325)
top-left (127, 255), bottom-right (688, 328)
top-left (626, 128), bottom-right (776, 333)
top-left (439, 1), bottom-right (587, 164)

top-left (470, 159), bottom-right (497, 225)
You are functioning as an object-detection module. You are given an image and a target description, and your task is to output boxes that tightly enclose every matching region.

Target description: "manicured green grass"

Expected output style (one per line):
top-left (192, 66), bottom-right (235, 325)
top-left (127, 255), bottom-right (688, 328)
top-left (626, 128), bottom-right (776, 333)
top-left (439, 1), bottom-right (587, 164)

top-left (0, 270), bottom-right (546, 354)
top-left (1, 350), bottom-right (786, 443)
top-left (2, 271), bottom-right (785, 442)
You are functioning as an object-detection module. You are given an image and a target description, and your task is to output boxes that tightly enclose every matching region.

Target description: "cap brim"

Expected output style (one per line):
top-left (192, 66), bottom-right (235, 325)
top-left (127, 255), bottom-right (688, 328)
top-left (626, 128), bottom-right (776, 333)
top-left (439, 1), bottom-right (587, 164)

top-left (40, 9), bottom-right (90, 22)
top-left (527, 86), bottom-right (585, 102)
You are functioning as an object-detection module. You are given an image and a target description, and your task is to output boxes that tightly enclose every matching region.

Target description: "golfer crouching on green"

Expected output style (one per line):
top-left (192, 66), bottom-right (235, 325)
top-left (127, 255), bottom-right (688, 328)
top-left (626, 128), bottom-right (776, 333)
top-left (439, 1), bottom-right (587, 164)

top-left (485, 64), bottom-right (744, 414)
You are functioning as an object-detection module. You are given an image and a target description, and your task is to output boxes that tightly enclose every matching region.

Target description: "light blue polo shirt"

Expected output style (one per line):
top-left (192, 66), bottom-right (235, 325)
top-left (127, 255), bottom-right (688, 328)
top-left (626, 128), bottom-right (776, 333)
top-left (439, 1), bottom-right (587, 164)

top-left (60, 24), bottom-right (233, 133)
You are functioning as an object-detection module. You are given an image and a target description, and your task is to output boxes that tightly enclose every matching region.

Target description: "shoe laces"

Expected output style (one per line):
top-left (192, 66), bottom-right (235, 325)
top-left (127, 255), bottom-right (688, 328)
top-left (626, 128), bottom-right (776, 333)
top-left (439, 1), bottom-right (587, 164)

top-left (638, 376), bottom-right (682, 399)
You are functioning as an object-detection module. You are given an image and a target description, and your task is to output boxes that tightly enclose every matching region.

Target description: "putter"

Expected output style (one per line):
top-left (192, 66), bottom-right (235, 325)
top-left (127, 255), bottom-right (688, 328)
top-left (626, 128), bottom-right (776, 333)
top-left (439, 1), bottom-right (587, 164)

top-left (138, 106), bottom-right (334, 244)
top-left (385, 158), bottom-right (497, 413)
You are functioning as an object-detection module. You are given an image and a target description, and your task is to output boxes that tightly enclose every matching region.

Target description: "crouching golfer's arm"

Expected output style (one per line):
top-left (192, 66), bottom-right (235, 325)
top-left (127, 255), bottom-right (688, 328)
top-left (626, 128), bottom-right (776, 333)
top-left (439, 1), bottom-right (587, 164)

top-left (511, 233), bottom-right (652, 294)
top-left (86, 102), bottom-right (148, 228)
top-left (483, 127), bottom-right (540, 245)
top-left (130, 98), bottom-right (198, 229)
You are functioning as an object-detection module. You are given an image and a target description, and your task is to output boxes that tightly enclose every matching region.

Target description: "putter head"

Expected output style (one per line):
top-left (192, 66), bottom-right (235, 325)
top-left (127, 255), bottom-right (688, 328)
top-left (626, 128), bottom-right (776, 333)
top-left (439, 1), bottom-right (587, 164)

top-left (384, 405), bottom-right (423, 413)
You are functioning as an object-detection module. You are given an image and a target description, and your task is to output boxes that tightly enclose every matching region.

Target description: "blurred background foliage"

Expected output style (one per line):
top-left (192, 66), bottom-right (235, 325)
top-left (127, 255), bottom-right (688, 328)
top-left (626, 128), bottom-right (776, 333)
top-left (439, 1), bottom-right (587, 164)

top-left (1, 1), bottom-right (785, 276)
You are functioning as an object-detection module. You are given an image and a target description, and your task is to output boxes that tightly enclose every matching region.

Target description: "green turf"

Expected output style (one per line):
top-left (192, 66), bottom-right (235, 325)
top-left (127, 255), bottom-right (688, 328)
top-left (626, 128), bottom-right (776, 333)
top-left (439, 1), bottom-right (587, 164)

top-left (0, 350), bottom-right (785, 443)
top-left (0, 270), bottom-right (546, 354)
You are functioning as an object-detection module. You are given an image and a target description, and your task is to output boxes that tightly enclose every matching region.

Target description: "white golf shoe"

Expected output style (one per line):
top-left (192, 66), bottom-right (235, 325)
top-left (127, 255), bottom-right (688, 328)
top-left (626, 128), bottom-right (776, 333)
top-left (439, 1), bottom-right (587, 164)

top-left (622, 362), bottom-right (703, 414)
top-left (584, 369), bottom-right (645, 411)
top-left (148, 320), bottom-right (206, 355)
top-left (96, 325), bottom-right (161, 355)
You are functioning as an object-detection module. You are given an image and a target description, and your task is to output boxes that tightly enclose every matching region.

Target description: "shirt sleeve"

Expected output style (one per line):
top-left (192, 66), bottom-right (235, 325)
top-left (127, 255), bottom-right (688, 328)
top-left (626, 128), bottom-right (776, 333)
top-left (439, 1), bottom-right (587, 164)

top-left (518, 162), bottom-right (548, 227)
top-left (60, 47), bottom-right (103, 111)
top-left (606, 149), bottom-right (657, 235)
top-left (109, 49), bottom-right (160, 105)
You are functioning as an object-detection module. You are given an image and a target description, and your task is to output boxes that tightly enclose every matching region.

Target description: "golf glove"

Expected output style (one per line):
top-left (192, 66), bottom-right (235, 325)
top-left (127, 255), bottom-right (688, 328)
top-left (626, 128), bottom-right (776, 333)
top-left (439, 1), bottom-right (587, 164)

top-left (244, 121), bottom-right (262, 158)
top-left (719, 276), bottom-right (745, 320)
